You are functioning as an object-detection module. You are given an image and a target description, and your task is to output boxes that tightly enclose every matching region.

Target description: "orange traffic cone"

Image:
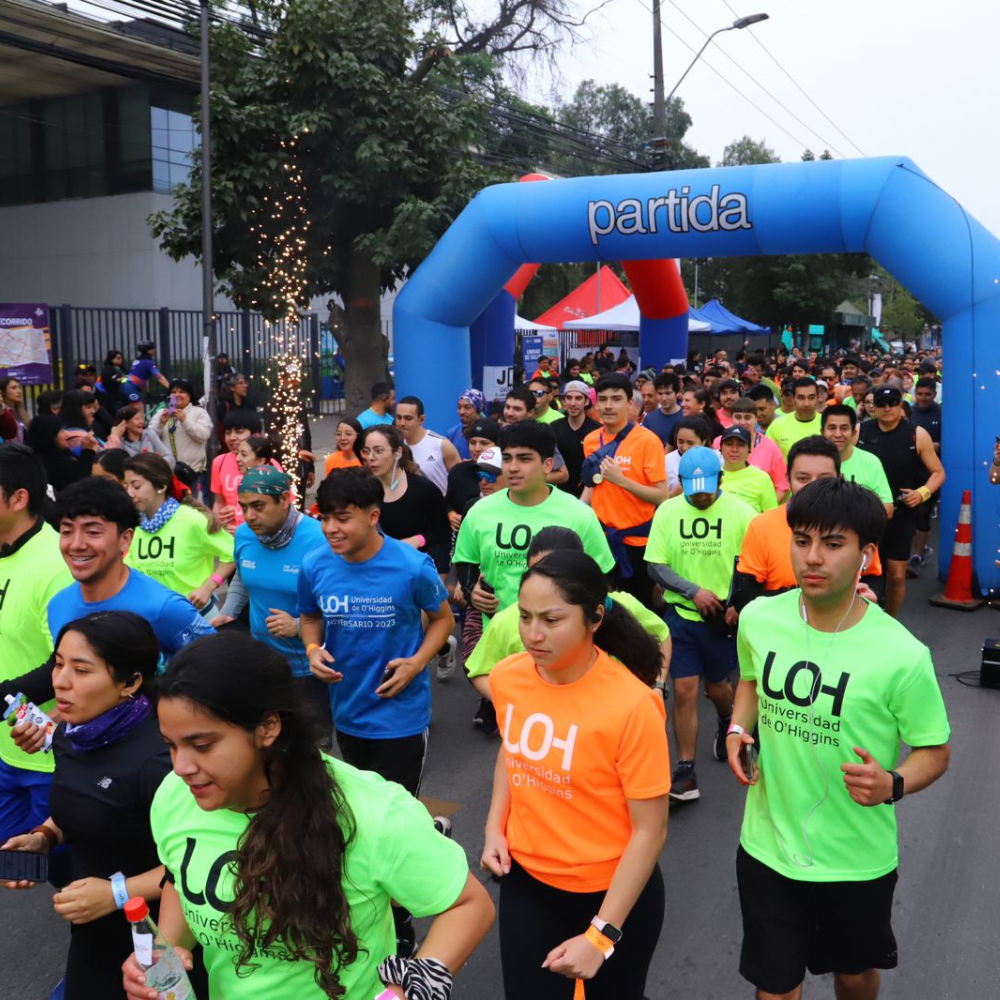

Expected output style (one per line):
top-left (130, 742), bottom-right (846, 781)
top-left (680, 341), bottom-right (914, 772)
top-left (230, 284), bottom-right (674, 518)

top-left (929, 489), bottom-right (985, 610)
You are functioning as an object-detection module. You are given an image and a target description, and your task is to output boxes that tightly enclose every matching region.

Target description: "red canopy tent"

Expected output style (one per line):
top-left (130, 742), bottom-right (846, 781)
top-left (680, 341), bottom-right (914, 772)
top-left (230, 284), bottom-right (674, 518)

top-left (533, 265), bottom-right (631, 330)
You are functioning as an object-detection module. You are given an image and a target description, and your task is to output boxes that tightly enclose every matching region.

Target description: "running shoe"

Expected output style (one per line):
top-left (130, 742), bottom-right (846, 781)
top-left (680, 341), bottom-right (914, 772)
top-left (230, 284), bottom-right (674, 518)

top-left (713, 715), bottom-right (732, 761)
top-left (473, 698), bottom-right (499, 736)
top-left (669, 762), bottom-right (700, 802)
top-left (906, 554), bottom-right (922, 578)
top-left (920, 544), bottom-right (934, 567)
top-left (435, 635), bottom-right (458, 680)
top-left (433, 816), bottom-right (453, 838)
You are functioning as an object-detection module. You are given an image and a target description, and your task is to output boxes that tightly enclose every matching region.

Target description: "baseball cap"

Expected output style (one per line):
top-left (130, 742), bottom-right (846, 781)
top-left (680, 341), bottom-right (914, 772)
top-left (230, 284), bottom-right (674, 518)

top-left (476, 447), bottom-right (503, 473)
top-left (467, 418), bottom-right (501, 443)
top-left (746, 384), bottom-right (775, 403)
top-left (562, 380), bottom-right (591, 397)
top-left (719, 425), bottom-right (751, 447)
top-left (918, 360), bottom-right (938, 374)
top-left (815, 379), bottom-right (829, 391)
top-left (716, 378), bottom-right (741, 393)
top-left (872, 385), bottom-right (902, 406)
top-left (678, 447), bottom-right (721, 496)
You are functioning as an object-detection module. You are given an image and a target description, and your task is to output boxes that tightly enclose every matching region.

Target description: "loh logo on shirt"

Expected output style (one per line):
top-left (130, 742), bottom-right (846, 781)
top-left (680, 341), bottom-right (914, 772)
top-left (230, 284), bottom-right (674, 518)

top-left (319, 592), bottom-right (397, 628)
top-left (0, 577), bottom-right (10, 611)
top-left (757, 651), bottom-right (850, 748)
top-left (502, 705), bottom-right (577, 800)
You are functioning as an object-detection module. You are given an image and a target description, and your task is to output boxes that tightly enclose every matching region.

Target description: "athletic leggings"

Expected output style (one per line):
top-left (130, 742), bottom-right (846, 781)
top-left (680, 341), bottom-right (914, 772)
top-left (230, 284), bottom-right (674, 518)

top-left (499, 859), bottom-right (664, 1000)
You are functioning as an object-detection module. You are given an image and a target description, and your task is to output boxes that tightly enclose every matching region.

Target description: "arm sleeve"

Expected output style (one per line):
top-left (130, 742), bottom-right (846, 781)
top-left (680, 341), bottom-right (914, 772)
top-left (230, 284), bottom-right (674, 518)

top-left (888, 648), bottom-right (952, 747)
top-left (220, 566), bottom-right (250, 618)
top-left (730, 570), bottom-right (767, 612)
top-left (296, 560), bottom-right (321, 616)
top-left (736, 518), bottom-right (769, 584)
top-left (646, 561), bottom-right (700, 599)
top-left (465, 609), bottom-right (520, 679)
top-left (0, 658), bottom-right (56, 706)
top-left (413, 558), bottom-right (450, 614)
top-left (158, 594), bottom-right (216, 656)
top-left (737, 613), bottom-right (759, 680)
top-left (454, 561), bottom-right (480, 595)
top-left (616, 692), bottom-right (671, 799)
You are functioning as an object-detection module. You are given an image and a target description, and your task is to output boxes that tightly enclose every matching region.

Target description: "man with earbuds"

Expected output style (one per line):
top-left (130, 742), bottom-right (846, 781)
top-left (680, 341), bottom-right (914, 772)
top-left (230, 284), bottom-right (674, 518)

top-left (726, 477), bottom-right (950, 1000)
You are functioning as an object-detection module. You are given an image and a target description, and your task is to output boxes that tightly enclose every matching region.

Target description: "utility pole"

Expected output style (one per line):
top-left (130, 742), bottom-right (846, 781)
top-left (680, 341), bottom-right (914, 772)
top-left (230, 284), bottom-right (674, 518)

top-left (651, 0), bottom-right (666, 171)
top-left (200, 0), bottom-right (218, 446)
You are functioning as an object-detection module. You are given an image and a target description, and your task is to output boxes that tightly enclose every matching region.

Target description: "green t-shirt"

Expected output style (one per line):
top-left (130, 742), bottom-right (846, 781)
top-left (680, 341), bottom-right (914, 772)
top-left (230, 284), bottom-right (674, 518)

top-left (454, 487), bottom-right (615, 611)
top-left (737, 591), bottom-right (950, 882)
top-left (466, 589), bottom-right (670, 678)
top-left (0, 522), bottom-right (73, 773)
top-left (645, 492), bottom-right (755, 622)
top-left (151, 758), bottom-right (469, 1000)
top-left (125, 504), bottom-right (234, 597)
top-left (765, 412), bottom-right (823, 458)
top-left (840, 448), bottom-right (892, 505)
top-left (844, 395), bottom-right (858, 411)
top-left (720, 464), bottom-right (778, 514)
top-left (535, 408), bottom-right (565, 425)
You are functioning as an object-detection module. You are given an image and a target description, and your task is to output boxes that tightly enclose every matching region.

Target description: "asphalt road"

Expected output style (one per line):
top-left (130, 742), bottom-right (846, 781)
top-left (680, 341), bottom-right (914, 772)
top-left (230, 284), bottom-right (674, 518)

top-left (5, 527), bottom-right (1000, 1000)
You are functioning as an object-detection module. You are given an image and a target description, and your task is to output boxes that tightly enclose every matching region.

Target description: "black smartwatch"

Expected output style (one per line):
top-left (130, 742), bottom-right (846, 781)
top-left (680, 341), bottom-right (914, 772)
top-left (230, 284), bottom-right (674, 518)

top-left (883, 770), bottom-right (904, 804)
top-left (591, 917), bottom-right (623, 944)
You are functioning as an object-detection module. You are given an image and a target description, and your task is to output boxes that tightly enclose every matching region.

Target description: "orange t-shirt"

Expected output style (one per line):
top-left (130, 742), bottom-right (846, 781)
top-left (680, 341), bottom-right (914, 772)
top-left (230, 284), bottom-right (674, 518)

top-left (583, 424), bottom-right (666, 546)
top-left (738, 504), bottom-right (882, 590)
top-left (324, 450), bottom-right (362, 475)
top-left (489, 649), bottom-right (671, 892)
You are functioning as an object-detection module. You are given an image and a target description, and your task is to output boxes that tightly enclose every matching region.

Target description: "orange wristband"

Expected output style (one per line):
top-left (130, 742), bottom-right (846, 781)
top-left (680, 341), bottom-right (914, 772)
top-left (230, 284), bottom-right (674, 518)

top-left (306, 643), bottom-right (321, 657)
top-left (585, 923), bottom-right (614, 959)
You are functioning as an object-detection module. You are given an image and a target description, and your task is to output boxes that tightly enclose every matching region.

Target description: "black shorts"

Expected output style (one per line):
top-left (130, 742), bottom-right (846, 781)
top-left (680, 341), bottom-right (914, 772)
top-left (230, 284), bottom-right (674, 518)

top-left (335, 729), bottom-right (428, 796)
top-left (915, 494), bottom-right (938, 533)
top-left (879, 508), bottom-right (918, 562)
top-left (736, 845), bottom-right (898, 994)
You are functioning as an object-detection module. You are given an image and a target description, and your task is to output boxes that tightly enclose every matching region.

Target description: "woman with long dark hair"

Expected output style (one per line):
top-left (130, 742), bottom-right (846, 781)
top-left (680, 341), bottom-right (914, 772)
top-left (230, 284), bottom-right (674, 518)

top-left (680, 387), bottom-right (724, 440)
top-left (25, 413), bottom-right (98, 493)
top-left (2, 612), bottom-right (171, 1000)
top-left (123, 454), bottom-right (234, 613)
top-left (0, 376), bottom-right (30, 442)
top-left (482, 550), bottom-right (670, 1000)
top-left (122, 632), bottom-right (494, 1000)
top-left (324, 417), bottom-right (363, 474)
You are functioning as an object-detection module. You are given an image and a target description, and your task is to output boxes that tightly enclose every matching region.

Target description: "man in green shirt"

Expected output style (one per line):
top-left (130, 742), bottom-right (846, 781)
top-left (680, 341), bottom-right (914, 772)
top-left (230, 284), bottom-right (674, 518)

top-left (767, 378), bottom-right (823, 459)
top-left (726, 478), bottom-right (950, 1000)
top-left (718, 426), bottom-right (778, 514)
top-left (453, 421), bottom-right (614, 617)
top-left (0, 444), bottom-right (73, 842)
top-left (528, 376), bottom-right (564, 425)
top-left (822, 404), bottom-right (894, 517)
top-left (645, 446), bottom-right (756, 802)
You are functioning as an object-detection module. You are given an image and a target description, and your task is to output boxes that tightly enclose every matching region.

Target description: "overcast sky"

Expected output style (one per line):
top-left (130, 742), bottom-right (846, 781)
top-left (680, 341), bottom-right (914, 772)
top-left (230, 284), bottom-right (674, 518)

top-left (523, 0), bottom-right (999, 236)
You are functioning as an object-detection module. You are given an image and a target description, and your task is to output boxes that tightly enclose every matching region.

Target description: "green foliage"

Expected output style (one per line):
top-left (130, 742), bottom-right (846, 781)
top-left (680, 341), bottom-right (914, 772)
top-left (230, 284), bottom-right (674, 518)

top-left (149, 0), bottom-right (493, 317)
top-left (719, 135), bottom-right (779, 167)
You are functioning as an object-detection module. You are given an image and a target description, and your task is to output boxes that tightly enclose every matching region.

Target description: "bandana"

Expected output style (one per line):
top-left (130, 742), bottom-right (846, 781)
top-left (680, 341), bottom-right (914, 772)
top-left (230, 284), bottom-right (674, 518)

top-left (64, 694), bottom-right (153, 753)
top-left (238, 466), bottom-right (293, 496)
top-left (459, 389), bottom-right (486, 414)
top-left (141, 496), bottom-right (180, 533)
top-left (257, 505), bottom-right (303, 550)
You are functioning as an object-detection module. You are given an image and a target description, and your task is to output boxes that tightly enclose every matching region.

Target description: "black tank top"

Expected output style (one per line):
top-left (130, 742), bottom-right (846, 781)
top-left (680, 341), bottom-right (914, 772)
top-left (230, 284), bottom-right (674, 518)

top-left (857, 418), bottom-right (924, 495)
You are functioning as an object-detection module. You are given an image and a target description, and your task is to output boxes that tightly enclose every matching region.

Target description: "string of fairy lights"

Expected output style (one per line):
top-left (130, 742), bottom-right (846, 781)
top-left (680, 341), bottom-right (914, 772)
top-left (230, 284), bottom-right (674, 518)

top-left (246, 132), bottom-right (312, 493)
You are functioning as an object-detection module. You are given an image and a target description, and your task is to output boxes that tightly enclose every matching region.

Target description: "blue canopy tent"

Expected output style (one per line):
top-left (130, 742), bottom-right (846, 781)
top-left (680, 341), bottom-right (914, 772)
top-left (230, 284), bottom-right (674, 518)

top-left (688, 299), bottom-right (778, 355)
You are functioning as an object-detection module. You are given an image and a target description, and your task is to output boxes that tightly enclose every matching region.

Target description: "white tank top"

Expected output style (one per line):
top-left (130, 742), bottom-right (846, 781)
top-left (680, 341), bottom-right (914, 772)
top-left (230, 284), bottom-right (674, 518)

top-left (410, 431), bottom-right (449, 494)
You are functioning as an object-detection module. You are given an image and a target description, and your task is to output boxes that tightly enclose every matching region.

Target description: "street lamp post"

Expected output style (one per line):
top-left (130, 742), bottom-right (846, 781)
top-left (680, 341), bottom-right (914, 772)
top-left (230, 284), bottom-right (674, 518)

top-left (663, 13), bottom-right (769, 106)
top-left (199, 0), bottom-right (218, 443)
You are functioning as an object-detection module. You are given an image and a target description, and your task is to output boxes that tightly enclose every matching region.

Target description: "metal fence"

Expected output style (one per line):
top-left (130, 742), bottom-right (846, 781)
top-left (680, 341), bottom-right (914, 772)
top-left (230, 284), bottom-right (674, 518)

top-left (40, 305), bottom-right (345, 415)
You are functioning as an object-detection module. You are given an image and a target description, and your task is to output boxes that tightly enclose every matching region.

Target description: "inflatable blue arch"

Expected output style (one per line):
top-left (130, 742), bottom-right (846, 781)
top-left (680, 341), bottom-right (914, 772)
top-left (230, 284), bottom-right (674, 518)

top-left (394, 156), bottom-right (1000, 592)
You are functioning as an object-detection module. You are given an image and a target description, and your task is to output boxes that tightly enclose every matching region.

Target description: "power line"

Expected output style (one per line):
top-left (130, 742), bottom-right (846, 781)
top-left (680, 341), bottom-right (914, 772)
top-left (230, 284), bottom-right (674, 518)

top-left (631, 0), bottom-right (812, 152)
top-left (720, 0), bottom-right (866, 156)
top-left (664, 0), bottom-right (846, 157)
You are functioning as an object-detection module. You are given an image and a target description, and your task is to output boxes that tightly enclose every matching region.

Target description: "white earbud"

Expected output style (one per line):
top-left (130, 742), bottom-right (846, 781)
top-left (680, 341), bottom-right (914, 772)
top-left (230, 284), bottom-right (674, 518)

top-left (859, 555), bottom-right (868, 573)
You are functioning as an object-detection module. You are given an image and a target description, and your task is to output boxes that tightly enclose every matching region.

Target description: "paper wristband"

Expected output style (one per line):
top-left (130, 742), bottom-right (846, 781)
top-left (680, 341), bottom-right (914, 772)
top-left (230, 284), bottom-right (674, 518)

top-left (374, 991), bottom-right (398, 1000)
top-left (210, 573), bottom-right (225, 587)
top-left (727, 723), bottom-right (746, 737)
top-left (306, 643), bottom-right (321, 656)
top-left (584, 923), bottom-right (614, 959)
top-left (111, 872), bottom-right (130, 910)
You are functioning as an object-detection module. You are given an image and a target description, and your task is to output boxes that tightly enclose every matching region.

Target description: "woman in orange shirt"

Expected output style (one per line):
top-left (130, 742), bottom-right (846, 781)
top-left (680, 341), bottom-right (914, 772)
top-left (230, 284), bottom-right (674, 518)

top-left (324, 417), bottom-right (363, 475)
top-left (481, 551), bottom-right (671, 1000)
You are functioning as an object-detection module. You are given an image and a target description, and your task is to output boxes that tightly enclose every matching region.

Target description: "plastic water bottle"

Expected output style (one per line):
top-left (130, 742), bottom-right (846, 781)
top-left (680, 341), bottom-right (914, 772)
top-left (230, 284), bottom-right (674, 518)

top-left (3, 693), bottom-right (55, 753)
top-left (124, 897), bottom-right (195, 1000)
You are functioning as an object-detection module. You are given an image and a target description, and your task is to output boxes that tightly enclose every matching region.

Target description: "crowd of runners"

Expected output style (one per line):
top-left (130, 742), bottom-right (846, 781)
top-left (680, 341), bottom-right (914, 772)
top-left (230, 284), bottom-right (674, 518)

top-left (0, 341), bottom-right (955, 1000)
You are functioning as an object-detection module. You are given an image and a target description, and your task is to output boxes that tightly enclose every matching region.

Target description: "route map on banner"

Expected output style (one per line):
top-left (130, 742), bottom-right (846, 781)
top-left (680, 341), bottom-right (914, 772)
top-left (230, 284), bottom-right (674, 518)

top-left (0, 304), bottom-right (52, 384)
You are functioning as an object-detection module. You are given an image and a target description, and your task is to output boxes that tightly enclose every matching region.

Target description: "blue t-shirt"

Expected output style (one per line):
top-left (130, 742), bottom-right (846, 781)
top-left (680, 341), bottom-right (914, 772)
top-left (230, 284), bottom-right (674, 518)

top-left (296, 536), bottom-right (448, 739)
top-left (356, 408), bottom-right (394, 430)
top-left (641, 407), bottom-right (684, 447)
top-left (48, 569), bottom-right (215, 661)
top-left (128, 357), bottom-right (162, 388)
top-left (446, 422), bottom-right (471, 461)
top-left (234, 516), bottom-right (326, 677)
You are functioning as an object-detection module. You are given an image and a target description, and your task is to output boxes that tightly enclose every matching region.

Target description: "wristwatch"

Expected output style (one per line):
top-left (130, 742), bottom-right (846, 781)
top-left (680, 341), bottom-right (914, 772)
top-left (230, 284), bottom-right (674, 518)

top-left (591, 916), bottom-right (623, 944)
top-left (883, 770), bottom-right (904, 804)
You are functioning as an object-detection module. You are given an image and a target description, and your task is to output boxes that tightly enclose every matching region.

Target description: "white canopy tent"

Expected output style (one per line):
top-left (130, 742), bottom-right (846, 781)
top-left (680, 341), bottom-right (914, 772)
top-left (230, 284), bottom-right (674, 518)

top-left (514, 314), bottom-right (558, 331)
top-left (562, 295), bottom-right (710, 333)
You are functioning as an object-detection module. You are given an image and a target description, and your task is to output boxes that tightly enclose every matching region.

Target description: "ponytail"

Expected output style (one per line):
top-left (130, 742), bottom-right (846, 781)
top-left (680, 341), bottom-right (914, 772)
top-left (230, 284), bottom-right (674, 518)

top-left (522, 551), bottom-right (661, 687)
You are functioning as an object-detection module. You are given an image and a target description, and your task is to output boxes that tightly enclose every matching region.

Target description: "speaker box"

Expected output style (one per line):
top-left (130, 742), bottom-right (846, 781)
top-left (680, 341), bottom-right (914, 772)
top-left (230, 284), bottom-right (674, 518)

top-left (980, 639), bottom-right (1000, 689)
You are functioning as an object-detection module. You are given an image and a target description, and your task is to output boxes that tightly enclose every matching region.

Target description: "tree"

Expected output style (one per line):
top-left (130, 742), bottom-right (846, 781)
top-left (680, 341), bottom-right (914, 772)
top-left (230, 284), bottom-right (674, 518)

top-left (150, 0), bottom-right (585, 414)
top-left (719, 135), bottom-right (778, 167)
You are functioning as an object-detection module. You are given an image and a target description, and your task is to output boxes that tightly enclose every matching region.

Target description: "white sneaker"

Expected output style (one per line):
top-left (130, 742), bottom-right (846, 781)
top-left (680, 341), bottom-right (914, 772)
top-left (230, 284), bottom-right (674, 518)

top-left (435, 635), bottom-right (458, 680)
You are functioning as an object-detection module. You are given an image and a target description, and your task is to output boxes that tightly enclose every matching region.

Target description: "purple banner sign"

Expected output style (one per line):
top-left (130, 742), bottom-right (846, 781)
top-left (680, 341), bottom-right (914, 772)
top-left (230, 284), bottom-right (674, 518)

top-left (0, 303), bottom-right (52, 384)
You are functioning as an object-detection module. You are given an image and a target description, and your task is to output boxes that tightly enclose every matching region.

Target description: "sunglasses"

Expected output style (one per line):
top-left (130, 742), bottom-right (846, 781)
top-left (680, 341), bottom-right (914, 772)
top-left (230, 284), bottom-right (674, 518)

top-left (873, 399), bottom-right (900, 408)
top-left (531, 389), bottom-right (547, 398)
top-left (476, 470), bottom-right (499, 483)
